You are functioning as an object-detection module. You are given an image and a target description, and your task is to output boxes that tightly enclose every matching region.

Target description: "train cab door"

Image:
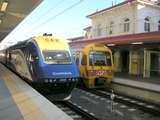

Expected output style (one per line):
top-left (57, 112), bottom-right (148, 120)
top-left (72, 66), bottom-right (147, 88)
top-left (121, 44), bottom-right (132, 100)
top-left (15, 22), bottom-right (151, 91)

top-left (80, 54), bottom-right (87, 77)
top-left (79, 53), bottom-right (89, 87)
top-left (28, 44), bottom-right (39, 81)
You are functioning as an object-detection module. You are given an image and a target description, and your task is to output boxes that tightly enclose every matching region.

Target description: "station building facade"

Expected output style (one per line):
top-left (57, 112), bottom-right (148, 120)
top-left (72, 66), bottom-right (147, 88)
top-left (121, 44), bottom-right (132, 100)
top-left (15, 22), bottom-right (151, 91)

top-left (71, 0), bottom-right (160, 78)
top-left (87, 0), bottom-right (160, 78)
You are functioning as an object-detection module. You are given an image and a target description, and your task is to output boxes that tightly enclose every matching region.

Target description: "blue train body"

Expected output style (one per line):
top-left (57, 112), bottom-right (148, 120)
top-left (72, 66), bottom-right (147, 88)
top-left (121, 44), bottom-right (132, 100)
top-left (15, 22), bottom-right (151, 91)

top-left (0, 34), bottom-right (79, 100)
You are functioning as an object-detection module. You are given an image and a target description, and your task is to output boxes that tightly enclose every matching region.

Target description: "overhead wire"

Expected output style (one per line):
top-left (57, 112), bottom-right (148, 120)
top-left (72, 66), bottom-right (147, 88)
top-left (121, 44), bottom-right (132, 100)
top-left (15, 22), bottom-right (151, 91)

top-left (33, 0), bottom-right (66, 23)
top-left (25, 0), bottom-right (65, 29)
top-left (29, 0), bottom-right (84, 32)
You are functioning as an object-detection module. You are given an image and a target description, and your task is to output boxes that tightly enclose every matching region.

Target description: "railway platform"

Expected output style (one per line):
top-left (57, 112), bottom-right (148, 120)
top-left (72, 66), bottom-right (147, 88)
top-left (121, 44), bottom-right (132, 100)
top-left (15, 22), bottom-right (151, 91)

top-left (112, 77), bottom-right (160, 105)
top-left (113, 77), bottom-right (160, 93)
top-left (0, 63), bottom-right (73, 120)
top-left (114, 72), bottom-right (160, 85)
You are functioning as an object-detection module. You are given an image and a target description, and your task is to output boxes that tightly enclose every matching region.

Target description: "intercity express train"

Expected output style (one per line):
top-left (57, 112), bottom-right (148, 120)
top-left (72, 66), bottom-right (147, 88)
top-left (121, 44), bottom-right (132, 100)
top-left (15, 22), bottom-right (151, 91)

top-left (0, 34), bottom-right (79, 100)
top-left (71, 43), bottom-right (113, 88)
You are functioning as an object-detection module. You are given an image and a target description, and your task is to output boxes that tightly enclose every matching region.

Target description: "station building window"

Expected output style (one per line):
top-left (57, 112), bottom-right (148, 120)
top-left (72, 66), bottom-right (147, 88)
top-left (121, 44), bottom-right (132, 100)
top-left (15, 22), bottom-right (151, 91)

top-left (124, 18), bottom-right (130, 32)
top-left (105, 25), bottom-right (108, 35)
top-left (109, 21), bottom-right (114, 35)
top-left (97, 24), bottom-right (102, 36)
top-left (144, 17), bottom-right (150, 32)
top-left (158, 20), bottom-right (160, 31)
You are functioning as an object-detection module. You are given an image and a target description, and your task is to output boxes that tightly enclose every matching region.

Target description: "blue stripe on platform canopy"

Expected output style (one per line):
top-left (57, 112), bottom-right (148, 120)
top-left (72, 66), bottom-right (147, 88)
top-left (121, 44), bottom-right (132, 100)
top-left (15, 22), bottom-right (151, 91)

top-left (0, 80), bottom-right (24, 120)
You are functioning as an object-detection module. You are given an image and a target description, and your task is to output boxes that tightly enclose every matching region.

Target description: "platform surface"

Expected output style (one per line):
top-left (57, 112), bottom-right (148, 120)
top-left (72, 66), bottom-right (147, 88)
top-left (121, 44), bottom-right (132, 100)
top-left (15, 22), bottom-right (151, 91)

top-left (113, 77), bottom-right (160, 93)
top-left (0, 63), bottom-right (73, 120)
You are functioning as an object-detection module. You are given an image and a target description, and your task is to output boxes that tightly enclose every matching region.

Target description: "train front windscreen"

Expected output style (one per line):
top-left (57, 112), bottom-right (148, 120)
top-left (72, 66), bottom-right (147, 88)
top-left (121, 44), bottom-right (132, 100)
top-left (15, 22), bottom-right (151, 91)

top-left (42, 50), bottom-right (71, 64)
top-left (89, 51), bottom-right (112, 66)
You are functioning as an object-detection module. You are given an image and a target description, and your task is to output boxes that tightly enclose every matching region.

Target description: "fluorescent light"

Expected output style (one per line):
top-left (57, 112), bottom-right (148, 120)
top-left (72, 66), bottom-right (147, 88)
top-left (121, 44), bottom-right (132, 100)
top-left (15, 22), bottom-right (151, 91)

top-left (107, 44), bottom-right (115, 46)
top-left (131, 42), bottom-right (143, 45)
top-left (1, 1), bottom-right (8, 12)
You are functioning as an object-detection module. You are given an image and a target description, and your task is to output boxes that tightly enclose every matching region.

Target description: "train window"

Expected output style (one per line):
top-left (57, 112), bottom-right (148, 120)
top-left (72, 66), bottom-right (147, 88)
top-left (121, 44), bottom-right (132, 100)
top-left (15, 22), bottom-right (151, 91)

top-left (9, 52), bottom-right (12, 60)
top-left (81, 55), bottom-right (87, 65)
top-left (106, 52), bottom-right (112, 66)
top-left (29, 48), bottom-right (39, 62)
top-left (76, 57), bottom-right (79, 65)
top-left (89, 51), bottom-right (111, 66)
top-left (27, 43), bottom-right (39, 62)
top-left (32, 52), bottom-right (39, 60)
top-left (42, 50), bottom-right (71, 63)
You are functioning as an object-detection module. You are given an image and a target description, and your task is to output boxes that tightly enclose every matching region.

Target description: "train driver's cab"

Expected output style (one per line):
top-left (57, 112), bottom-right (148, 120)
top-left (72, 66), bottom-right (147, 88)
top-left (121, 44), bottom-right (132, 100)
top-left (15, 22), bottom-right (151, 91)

top-left (30, 53), bottom-right (39, 63)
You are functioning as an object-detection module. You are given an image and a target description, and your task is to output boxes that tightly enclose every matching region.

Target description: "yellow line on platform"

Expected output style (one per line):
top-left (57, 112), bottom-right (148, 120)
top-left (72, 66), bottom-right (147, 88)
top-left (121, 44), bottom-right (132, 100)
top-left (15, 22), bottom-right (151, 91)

top-left (0, 65), bottom-right (48, 120)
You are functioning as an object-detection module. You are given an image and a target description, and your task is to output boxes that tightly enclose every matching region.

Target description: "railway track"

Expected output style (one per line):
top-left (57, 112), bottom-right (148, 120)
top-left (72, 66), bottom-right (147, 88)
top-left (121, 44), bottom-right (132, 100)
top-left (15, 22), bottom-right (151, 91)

top-left (7, 65), bottom-right (160, 119)
top-left (4, 65), bottom-right (98, 120)
top-left (79, 87), bottom-right (160, 116)
top-left (53, 101), bottom-right (99, 120)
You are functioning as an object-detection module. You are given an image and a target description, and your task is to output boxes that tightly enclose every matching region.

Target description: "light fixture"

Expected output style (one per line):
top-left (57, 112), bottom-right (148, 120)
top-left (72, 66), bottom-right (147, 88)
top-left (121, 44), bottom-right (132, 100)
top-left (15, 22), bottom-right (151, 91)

top-left (131, 42), bottom-right (143, 45)
top-left (1, 1), bottom-right (8, 12)
top-left (107, 43), bottom-right (115, 46)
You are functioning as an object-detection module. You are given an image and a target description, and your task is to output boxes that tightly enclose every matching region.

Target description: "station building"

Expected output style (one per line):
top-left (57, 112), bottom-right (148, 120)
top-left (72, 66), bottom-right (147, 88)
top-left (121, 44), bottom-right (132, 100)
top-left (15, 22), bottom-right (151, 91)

top-left (70, 0), bottom-right (160, 79)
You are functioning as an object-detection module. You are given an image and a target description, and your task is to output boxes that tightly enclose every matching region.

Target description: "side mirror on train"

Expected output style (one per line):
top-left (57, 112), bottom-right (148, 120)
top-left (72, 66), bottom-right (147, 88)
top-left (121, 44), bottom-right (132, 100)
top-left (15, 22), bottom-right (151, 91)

top-left (30, 55), bottom-right (38, 63)
top-left (29, 57), bottom-right (34, 63)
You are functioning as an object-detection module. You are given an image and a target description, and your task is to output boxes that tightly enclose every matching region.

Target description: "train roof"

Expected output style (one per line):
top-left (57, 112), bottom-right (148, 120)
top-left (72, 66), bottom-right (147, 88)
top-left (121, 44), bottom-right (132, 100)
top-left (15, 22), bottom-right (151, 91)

top-left (6, 34), bottom-right (68, 51)
top-left (7, 38), bottom-right (34, 50)
top-left (71, 43), bottom-right (111, 54)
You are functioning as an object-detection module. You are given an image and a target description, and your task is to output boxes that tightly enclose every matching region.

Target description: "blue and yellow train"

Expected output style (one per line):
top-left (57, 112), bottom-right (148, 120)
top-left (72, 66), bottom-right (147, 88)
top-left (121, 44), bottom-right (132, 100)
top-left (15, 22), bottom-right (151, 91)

top-left (0, 34), bottom-right (79, 100)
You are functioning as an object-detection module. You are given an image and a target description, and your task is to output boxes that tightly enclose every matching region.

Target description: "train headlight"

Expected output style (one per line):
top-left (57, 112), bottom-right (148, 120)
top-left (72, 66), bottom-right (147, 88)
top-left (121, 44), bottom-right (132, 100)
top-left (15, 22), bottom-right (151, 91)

top-left (45, 79), bottom-right (48, 83)
top-left (49, 79), bottom-right (52, 83)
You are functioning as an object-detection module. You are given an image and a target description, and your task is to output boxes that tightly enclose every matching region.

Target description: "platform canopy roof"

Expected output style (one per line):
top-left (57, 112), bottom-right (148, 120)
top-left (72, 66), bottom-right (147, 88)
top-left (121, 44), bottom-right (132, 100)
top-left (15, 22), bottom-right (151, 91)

top-left (69, 32), bottom-right (160, 46)
top-left (0, 0), bottom-right (42, 42)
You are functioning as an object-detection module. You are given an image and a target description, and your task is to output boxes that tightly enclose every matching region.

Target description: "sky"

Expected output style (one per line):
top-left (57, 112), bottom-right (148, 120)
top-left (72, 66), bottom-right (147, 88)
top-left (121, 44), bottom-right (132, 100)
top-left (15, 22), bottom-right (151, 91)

top-left (1, 0), bottom-right (123, 47)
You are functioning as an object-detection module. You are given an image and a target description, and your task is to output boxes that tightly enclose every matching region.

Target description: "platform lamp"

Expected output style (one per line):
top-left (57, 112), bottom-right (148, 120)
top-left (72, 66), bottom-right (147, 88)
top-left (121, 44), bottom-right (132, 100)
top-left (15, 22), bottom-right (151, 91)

top-left (1, 1), bottom-right (8, 12)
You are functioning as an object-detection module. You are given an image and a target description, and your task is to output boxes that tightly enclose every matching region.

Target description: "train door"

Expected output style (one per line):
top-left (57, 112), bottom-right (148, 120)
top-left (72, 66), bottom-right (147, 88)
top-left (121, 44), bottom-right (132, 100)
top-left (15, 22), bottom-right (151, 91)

top-left (80, 53), bottom-right (87, 77)
top-left (27, 44), bottom-right (39, 81)
top-left (79, 53), bottom-right (89, 87)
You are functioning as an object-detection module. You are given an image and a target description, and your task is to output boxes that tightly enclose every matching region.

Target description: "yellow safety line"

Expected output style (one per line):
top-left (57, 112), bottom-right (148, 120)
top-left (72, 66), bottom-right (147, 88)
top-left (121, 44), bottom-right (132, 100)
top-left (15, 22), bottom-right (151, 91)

top-left (0, 65), bottom-right (48, 120)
